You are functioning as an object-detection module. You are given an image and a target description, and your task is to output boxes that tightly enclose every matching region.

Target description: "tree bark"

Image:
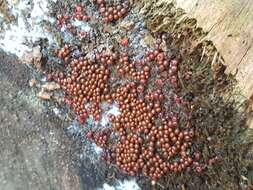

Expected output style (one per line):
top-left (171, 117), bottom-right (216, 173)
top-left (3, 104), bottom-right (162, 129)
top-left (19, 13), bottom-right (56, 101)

top-left (175, 0), bottom-right (253, 100)
top-left (142, 0), bottom-right (253, 100)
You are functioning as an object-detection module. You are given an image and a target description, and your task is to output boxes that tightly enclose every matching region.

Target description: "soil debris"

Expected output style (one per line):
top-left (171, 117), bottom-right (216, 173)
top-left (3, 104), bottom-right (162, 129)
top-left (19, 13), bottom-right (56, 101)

top-left (37, 90), bottom-right (52, 100)
top-left (22, 46), bottom-right (43, 69)
top-left (42, 81), bottom-right (60, 91)
top-left (29, 78), bottom-right (37, 87)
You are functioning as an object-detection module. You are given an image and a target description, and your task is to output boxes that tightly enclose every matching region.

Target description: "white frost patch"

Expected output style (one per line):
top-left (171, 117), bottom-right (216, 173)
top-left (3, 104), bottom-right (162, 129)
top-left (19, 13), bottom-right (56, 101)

top-left (97, 179), bottom-right (141, 190)
top-left (0, 0), bottom-right (56, 58)
top-left (101, 103), bottom-right (120, 126)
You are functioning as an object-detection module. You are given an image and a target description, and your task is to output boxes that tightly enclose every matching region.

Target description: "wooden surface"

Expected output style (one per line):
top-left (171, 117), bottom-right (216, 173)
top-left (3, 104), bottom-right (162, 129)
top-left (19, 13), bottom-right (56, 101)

top-left (174, 0), bottom-right (253, 99)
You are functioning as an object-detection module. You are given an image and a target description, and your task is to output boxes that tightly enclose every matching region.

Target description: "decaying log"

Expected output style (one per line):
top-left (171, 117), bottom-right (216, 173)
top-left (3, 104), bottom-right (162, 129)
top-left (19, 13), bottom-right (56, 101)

top-left (141, 0), bottom-right (253, 100)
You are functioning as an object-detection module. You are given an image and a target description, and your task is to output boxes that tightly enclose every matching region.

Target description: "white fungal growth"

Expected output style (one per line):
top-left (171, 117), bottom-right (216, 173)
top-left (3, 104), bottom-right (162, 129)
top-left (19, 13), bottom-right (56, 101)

top-left (92, 143), bottom-right (104, 155)
top-left (100, 103), bottom-right (120, 127)
top-left (97, 179), bottom-right (141, 190)
top-left (0, 0), bottom-right (57, 58)
top-left (72, 19), bottom-right (92, 32)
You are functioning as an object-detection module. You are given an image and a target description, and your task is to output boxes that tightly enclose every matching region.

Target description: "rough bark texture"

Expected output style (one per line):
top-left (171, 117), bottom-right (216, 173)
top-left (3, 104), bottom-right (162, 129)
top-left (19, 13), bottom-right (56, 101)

top-left (142, 0), bottom-right (253, 100)
top-left (175, 0), bottom-right (253, 100)
top-left (0, 51), bottom-right (125, 190)
top-left (0, 52), bottom-right (82, 190)
top-left (140, 0), bottom-right (253, 142)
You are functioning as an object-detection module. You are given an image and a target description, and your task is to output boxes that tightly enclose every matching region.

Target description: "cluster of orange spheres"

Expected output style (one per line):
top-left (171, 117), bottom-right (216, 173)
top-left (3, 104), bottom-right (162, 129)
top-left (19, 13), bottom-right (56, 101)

top-left (94, 128), bottom-right (112, 148)
top-left (48, 1), bottom-right (208, 185)
top-left (96, 49), bottom-right (119, 65)
top-left (56, 4), bottom-right (90, 28)
top-left (145, 41), bottom-right (180, 89)
top-left (55, 0), bottom-right (130, 38)
top-left (116, 53), bottom-right (150, 84)
top-left (95, 0), bottom-right (129, 23)
top-left (55, 44), bottom-right (71, 62)
top-left (49, 42), bottom-right (205, 184)
top-left (104, 83), bottom-right (199, 182)
top-left (52, 55), bottom-right (111, 124)
top-left (56, 14), bottom-right (71, 28)
top-left (49, 41), bottom-right (205, 185)
top-left (74, 5), bottom-right (91, 22)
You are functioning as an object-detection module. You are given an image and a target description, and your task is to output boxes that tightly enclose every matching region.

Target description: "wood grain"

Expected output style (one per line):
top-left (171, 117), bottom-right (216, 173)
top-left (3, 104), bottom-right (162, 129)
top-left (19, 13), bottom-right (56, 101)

top-left (175, 0), bottom-right (253, 99)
